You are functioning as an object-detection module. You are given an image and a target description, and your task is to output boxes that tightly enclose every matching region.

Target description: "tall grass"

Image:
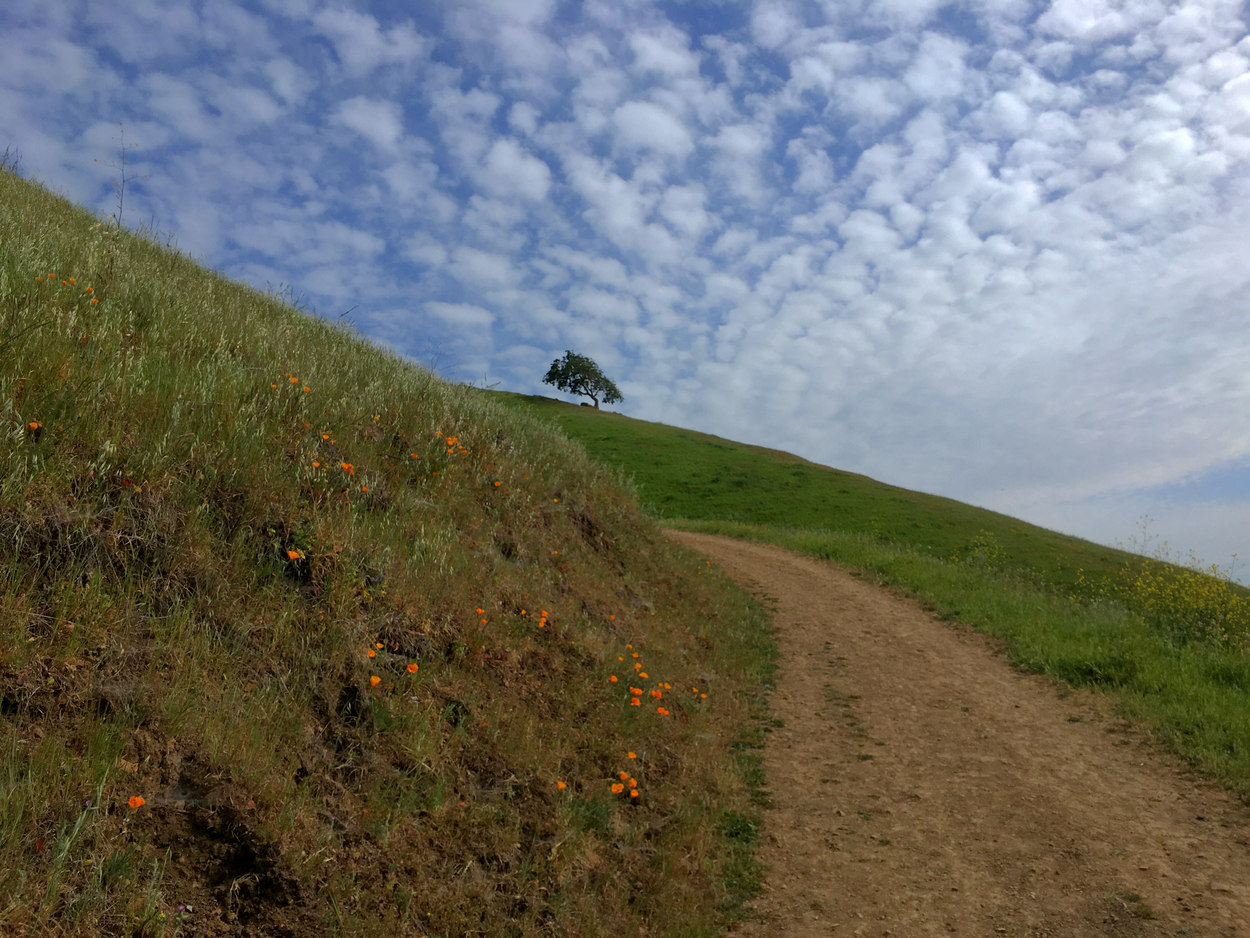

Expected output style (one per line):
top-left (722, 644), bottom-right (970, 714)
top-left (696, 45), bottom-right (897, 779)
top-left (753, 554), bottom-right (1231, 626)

top-left (0, 168), bottom-right (774, 936)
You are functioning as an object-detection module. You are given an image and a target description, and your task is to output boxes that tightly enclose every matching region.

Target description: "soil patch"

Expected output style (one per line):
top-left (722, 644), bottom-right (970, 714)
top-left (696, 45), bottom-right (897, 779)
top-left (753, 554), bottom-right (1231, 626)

top-left (673, 532), bottom-right (1250, 937)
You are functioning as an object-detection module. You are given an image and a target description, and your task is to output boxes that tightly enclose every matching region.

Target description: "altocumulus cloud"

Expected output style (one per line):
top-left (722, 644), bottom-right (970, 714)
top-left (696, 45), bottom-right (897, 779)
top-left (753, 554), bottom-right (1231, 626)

top-left (3, 0), bottom-right (1250, 573)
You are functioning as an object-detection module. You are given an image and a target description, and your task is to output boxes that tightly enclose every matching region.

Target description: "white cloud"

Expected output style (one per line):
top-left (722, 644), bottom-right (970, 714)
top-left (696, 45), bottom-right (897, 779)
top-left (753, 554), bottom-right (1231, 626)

top-left (137, 74), bottom-right (217, 142)
top-left (612, 100), bottom-right (694, 157)
top-left (264, 58), bottom-right (311, 105)
top-left (332, 95), bottom-right (404, 151)
top-left (1037, 0), bottom-right (1167, 43)
top-left (904, 33), bottom-right (970, 103)
top-left (750, 0), bottom-right (800, 50)
top-left (403, 233), bottom-right (448, 268)
top-left (629, 27), bottom-right (700, 76)
top-left (0, 33), bottom-right (102, 96)
top-left (313, 8), bottom-right (428, 75)
top-left (658, 183), bottom-right (714, 239)
top-left (426, 301), bottom-right (495, 330)
top-left (448, 246), bottom-right (520, 290)
top-left (481, 138), bottom-right (551, 201)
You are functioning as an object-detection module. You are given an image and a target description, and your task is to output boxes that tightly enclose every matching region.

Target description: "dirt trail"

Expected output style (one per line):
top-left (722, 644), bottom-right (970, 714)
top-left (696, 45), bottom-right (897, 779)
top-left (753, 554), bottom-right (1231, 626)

top-left (673, 532), bottom-right (1250, 938)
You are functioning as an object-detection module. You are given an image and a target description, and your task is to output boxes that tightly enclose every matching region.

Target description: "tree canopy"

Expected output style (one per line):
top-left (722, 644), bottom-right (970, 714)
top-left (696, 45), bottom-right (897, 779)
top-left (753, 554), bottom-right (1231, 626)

top-left (542, 350), bottom-right (623, 410)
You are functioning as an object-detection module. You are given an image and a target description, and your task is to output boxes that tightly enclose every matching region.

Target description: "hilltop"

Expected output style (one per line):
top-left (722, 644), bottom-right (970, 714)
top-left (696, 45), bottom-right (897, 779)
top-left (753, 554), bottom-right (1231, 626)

top-left (0, 169), bottom-right (772, 936)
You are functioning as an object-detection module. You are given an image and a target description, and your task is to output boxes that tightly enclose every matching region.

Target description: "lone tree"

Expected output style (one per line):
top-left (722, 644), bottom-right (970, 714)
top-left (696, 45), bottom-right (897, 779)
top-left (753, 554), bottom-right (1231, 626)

top-left (542, 350), bottom-right (623, 410)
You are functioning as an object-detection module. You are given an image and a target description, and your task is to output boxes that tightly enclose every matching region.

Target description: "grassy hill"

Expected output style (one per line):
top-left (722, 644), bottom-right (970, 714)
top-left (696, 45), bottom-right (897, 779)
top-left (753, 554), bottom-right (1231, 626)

top-left (0, 169), bottom-right (774, 937)
top-left (492, 393), bottom-right (1142, 591)
top-left (495, 393), bottom-right (1250, 799)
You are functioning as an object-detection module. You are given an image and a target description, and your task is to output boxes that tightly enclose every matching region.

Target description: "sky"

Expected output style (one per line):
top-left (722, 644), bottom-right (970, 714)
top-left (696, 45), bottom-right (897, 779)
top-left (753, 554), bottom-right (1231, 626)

top-left (3, 0), bottom-right (1250, 575)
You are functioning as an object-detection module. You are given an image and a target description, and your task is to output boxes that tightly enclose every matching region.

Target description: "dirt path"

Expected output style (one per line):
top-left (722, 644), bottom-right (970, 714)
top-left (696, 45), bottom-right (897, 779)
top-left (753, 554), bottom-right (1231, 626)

top-left (673, 532), bottom-right (1250, 938)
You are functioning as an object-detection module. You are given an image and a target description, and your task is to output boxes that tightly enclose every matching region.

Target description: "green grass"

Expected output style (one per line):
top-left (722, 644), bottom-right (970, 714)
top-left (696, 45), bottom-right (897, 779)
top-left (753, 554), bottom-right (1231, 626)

top-left (492, 393), bottom-right (1146, 593)
top-left (0, 168), bottom-right (775, 936)
top-left (494, 394), bottom-right (1250, 799)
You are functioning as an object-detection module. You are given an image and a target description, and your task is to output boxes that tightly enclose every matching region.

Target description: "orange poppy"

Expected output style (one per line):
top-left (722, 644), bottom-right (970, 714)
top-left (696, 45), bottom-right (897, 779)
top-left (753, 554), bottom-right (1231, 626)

top-left (611, 783), bottom-right (625, 794)
top-left (128, 796), bottom-right (145, 810)
top-left (406, 663), bottom-right (419, 673)
top-left (370, 675), bottom-right (381, 687)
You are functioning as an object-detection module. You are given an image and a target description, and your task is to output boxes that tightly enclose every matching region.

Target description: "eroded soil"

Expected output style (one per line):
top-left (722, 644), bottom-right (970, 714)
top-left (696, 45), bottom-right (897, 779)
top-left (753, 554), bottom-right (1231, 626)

top-left (673, 532), bottom-right (1250, 938)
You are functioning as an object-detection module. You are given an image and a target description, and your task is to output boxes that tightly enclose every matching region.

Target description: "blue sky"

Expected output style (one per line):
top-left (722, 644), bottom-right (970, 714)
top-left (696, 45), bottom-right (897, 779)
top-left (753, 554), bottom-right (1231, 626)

top-left (3, 0), bottom-right (1250, 575)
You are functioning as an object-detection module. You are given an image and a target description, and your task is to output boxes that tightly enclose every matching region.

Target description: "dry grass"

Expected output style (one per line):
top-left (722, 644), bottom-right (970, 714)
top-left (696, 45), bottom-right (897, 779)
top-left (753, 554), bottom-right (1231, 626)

top-left (0, 168), bottom-right (774, 937)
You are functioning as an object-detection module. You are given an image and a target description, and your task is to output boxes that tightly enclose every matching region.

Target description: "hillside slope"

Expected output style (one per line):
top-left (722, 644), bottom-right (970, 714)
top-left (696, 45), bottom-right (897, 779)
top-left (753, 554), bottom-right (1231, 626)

top-left (494, 393), bottom-right (1156, 592)
top-left (495, 394), bottom-right (1250, 800)
top-left (0, 170), bottom-right (772, 937)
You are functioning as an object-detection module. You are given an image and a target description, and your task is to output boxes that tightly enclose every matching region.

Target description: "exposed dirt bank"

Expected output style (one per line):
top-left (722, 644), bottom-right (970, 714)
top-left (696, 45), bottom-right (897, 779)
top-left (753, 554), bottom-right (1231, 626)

top-left (673, 532), bottom-right (1250, 938)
